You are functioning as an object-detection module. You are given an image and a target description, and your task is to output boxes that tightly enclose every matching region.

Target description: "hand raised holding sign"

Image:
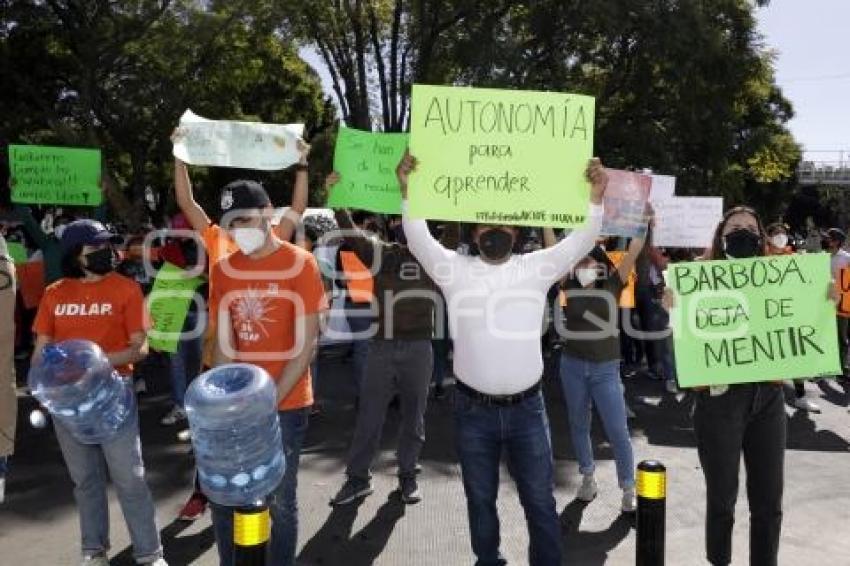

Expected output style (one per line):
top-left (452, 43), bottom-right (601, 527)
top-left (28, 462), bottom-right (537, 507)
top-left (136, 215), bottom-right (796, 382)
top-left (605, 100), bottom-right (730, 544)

top-left (586, 158), bottom-right (608, 205)
top-left (396, 150), bottom-right (418, 200)
top-left (296, 139), bottom-right (311, 166)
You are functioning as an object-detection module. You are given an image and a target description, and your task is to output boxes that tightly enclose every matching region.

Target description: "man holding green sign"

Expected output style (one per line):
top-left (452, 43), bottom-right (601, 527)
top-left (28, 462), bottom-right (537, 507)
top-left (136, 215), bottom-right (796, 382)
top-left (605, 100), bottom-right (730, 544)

top-left (329, 126), bottom-right (409, 214)
top-left (9, 145), bottom-right (102, 206)
top-left (408, 84), bottom-right (595, 227)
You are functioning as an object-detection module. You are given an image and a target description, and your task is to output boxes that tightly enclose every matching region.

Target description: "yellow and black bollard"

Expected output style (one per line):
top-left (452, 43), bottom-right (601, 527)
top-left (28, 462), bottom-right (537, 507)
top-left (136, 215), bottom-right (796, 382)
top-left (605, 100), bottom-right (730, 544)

top-left (636, 460), bottom-right (666, 566)
top-left (234, 503), bottom-right (270, 565)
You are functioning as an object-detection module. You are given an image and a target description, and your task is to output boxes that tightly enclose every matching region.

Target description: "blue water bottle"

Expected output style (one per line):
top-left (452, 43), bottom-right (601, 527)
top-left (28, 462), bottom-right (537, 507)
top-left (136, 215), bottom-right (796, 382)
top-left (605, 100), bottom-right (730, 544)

top-left (28, 339), bottom-right (135, 444)
top-left (185, 363), bottom-right (285, 507)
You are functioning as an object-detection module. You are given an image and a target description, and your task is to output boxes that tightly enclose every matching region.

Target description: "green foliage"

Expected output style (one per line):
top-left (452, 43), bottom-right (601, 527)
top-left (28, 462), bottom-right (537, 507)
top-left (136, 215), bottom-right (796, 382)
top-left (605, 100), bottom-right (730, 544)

top-left (1, 0), bottom-right (336, 226)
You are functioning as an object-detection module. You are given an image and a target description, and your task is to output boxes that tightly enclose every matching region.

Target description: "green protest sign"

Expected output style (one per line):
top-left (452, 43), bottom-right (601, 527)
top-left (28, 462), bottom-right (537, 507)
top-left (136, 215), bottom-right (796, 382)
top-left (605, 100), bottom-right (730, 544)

top-left (147, 262), bottom-right (203, 353)
top-left (408, 84), bottom-right (595, 227)
top-left (668, 253), bottom-right (840, 387)
top-left (329, 127), bottom-right (409, 214)
top-left (6, 242), bottom-right (27, 264)
top-left (9, 145), bottom-right (102, 206)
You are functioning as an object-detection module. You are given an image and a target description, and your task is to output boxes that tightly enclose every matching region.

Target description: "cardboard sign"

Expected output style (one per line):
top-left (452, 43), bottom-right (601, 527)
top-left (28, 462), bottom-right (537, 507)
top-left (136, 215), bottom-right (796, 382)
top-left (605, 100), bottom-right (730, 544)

top-left (668, 253), bottom-right (840, 387)
top-left (329, 127), bottom-right (409, 214)
top-left (408, 84), bottom-right (595, 227)
top-left (147, 262), bottom-right (203, 353)
top-left (600, 169), bottom-right (652, 237)
top-left (172, 109), bottom-right (304, 170)
top-left (9, 145), bottom-right (102, 206)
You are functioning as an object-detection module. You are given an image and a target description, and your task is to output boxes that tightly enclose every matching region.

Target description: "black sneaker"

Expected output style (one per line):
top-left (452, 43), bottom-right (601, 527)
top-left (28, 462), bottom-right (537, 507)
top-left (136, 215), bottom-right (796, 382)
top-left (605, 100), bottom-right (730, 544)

top-left (329, 478), bottom-right (373, 506)
top-left (399, 477), bottom-right (421, 504)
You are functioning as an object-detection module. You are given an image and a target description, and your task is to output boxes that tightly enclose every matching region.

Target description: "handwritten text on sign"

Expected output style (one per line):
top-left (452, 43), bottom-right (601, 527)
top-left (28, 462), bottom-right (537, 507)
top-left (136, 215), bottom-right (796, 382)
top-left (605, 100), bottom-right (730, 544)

top-left (9, 145), bottom-right (102, 206)
top-left (329, 127), bottom-right (409, 214)
top-left (408, 85), bottom-right (595, 227)
top-left (172, 110), bottom-right (304, 171)
top-left (668, 253), bottom-right (840, 387)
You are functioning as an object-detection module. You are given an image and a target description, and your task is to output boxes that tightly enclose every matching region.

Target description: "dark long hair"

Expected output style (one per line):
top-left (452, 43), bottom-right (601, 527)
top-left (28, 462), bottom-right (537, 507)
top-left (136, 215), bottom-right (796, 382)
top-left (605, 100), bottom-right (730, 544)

top-left (707, 206), bottom-right (768, 261)
top-left (60, 243), bottom-right (86, 278)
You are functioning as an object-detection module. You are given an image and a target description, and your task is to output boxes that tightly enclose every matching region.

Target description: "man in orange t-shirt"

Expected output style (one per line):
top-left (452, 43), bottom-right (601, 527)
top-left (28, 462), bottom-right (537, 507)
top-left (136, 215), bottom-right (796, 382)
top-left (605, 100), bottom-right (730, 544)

top-left (208, 180), bottom-right (326, 566)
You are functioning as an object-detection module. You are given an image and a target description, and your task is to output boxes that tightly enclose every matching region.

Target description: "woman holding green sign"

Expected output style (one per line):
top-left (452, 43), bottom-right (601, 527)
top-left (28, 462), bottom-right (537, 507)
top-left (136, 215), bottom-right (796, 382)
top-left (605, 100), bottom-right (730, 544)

top-left (681, 206), bottom-right (829, 566)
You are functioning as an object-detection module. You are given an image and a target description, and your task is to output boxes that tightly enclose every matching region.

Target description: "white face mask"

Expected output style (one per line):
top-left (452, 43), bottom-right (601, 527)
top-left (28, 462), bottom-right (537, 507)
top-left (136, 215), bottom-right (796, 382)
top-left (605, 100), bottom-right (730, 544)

top-left (232, 226), bottom-right (267, 255)
top-left (576, 268), bottom-right (598, 288)
top-left (770, 234), bottom-right (788, 249)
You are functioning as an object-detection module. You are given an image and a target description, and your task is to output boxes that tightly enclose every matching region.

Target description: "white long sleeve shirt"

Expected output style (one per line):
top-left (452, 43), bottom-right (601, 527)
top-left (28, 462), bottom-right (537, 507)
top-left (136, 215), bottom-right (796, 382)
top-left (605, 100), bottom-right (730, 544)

top-left (402, 202), bottom-right (604, 395)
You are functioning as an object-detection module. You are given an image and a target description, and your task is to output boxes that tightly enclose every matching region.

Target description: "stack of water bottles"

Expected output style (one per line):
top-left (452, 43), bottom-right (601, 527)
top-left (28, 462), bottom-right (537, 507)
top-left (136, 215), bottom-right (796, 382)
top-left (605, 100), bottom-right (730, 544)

top-left (28, 339), bottom-right (135, 443)
top-left (185, 363), bottom-right (285, 507)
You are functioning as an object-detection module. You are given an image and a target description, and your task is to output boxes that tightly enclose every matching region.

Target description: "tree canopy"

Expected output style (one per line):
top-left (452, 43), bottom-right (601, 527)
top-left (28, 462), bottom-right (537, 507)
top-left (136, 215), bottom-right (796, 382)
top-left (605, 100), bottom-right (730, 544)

top-left (2, 0), bottom-right (802, 227)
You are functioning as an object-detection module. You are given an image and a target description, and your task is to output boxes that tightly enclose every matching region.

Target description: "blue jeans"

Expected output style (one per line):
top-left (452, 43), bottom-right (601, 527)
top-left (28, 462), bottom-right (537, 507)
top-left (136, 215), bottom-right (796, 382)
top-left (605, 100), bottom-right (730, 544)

top-left (168, 310), bottom-right (203, 408)
top-left (211, 408), bottom-right (309, 566)
top-left (559, 354), bottom-right (635, 488)
top-left (54, 411), bottom-right (162, 563)
top-left (454, 388), bottom-right (562, 566)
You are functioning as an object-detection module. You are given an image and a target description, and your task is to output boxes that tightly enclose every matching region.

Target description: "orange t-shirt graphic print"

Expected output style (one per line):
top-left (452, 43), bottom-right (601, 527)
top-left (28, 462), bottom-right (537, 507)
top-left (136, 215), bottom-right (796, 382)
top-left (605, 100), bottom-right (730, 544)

top-left (210, 241), bottom-right (328, 410)
top-left (33, 272), bottom-right (148, 375)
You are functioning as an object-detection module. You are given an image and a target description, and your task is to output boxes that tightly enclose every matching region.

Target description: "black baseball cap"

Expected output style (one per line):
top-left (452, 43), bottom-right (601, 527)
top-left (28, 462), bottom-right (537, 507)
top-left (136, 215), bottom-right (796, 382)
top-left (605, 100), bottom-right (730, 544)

top-left (219, 180), bottom-right (271, 214)
top-left (60, 220), bottom-right (123, 252)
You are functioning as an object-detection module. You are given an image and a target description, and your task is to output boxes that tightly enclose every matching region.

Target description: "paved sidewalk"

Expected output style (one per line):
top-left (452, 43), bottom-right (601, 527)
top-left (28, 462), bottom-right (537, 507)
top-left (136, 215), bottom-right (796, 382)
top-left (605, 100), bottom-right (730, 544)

top-left (1, 356), bottom-right (849, 565)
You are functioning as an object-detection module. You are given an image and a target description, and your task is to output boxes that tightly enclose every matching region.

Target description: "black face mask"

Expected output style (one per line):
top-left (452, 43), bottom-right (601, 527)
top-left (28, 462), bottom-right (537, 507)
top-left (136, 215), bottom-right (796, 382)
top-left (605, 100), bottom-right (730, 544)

top-left (723, 229), bottom-right (762, 259)
top-left (84, 247), bottom-right (116, 275)
top-left (478, 229), bottom-right (514, 262)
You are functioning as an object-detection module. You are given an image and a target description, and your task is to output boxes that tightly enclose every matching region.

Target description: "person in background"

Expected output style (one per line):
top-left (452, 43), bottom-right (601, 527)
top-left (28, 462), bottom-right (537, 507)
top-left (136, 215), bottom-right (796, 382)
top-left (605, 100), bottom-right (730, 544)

top-left (823, 228), bottom-right (850, 383)
top-left (430, 223), bottom-right (460, 399)
top-left (335, 210), bottom-right (378, 397)
top-left (156, 222), bottom-right (206, 426)
top-left (117, 235), bottom-right (155, 295)
top-left (31, 220), bottom-right (166, 566)
top-left (170, 131), bottom-right (310, 522)
top-left (326, 172), bottom-right (437, 506)
top-left (554, 227), bottom-right (647, 513)
top-left (766, 222), bottom-right (821, 412)
top-left (0, 235), bottom-right (16, 504)
top-left (400, 151), bottom-right (607, 566)
top-left (209, 180), bottom-right (326, 566)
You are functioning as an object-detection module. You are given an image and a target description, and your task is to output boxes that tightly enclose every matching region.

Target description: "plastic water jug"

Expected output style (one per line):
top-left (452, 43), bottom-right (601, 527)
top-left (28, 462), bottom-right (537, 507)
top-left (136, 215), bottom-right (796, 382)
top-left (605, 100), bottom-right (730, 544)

top-left (185, 363), bottom-right (285, 506)
top-left (28, 339), bottom-right (135, 444)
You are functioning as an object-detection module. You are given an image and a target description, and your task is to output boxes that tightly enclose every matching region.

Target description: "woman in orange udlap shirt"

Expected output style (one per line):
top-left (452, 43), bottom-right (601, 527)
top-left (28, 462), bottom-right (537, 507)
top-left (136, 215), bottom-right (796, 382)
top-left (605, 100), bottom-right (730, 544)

top-left (31, 220), bottom-right (167, 566)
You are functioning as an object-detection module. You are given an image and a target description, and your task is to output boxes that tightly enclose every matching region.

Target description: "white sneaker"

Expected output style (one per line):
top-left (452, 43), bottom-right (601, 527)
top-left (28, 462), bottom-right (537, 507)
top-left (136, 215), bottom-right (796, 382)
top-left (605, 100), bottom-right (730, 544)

top-left (160, 406), bottom-right (187, 426)
top-left (793, 396), bottom-right (821, 413)
top-left (577, 474), bottom-right (598, 502)
top-left (621, 487), bottom-right (637, 513)
top-left (80, 555), bottom-right (109, 566)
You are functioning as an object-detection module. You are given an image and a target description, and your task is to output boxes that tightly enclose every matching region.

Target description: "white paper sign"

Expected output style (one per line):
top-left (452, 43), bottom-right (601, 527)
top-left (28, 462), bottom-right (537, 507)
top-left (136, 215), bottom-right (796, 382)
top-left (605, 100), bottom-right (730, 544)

top-left (649, 174), bottom-right (676, 203)
top-left (653, 197), bottom-right (723, 249)
top-left (172, 110), bottom-right (304, 170)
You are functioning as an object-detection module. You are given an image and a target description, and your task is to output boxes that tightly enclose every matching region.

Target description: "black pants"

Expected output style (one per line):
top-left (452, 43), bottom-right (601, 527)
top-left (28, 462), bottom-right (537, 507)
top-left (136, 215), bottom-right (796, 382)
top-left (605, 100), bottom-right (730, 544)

top-left (694, 384), bottom-right (786, 566)
top-left (837, 316), bottom-right (849, 373)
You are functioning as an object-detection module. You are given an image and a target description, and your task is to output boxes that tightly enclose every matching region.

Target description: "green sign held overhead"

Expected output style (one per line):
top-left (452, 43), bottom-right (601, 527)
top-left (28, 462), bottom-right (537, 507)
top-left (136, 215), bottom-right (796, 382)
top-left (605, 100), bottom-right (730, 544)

top-left (408, 84), bottom-right (595, 227)
top-left (147, 262), bottom-right (204, 354)
top-left (329, 127), bottom-right (409, 214)
top-left (9, 145), bottom-right (102, 206)
top-left (667, 253), bottom-right (840, 387)
top-left (6, 241), bottom-right (28, 264)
